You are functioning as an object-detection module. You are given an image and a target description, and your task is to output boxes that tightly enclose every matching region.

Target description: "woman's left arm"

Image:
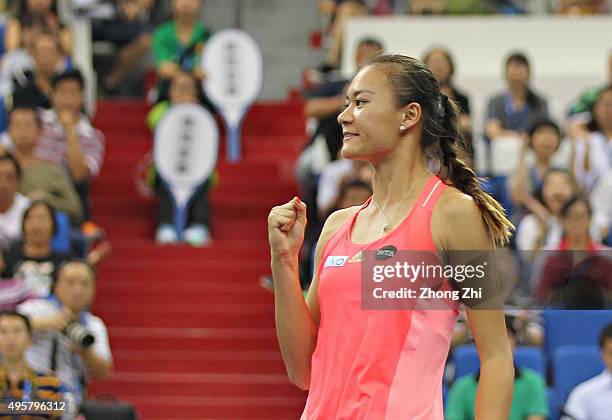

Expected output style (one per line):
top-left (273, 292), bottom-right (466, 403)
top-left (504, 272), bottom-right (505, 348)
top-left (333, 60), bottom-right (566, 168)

top-left (433, 189), bottom-right (514, 419)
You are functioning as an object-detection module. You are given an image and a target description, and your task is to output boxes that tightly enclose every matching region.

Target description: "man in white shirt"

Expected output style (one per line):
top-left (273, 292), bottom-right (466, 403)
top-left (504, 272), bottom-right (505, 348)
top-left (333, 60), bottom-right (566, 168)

top-left (17, 260), bottom-right (112, 411)
top-left (562, 323), bottom-right (612, 420)
top-left (0, 153), bottom-right (30, 251)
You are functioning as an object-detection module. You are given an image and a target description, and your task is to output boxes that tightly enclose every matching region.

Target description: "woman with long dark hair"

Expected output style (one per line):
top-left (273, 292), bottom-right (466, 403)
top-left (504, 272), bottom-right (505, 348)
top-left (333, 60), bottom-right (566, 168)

top-left (268, 54), bottom-right (514, 418)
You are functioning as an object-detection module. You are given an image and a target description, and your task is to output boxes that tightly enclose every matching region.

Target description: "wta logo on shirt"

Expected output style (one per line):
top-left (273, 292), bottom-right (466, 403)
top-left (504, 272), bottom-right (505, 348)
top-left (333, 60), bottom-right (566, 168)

top-left (324, 255), bottom-right (349, 268)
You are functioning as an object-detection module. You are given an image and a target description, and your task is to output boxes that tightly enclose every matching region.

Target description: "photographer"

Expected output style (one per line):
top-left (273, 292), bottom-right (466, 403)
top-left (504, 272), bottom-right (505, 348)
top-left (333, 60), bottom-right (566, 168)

top-left (16, 261), bottom-right (112, 410)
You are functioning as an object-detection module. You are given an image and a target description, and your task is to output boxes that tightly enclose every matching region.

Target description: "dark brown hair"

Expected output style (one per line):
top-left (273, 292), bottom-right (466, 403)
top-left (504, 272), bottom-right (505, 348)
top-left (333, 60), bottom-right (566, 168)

top-left (368, 54), bottom-right (514, 246)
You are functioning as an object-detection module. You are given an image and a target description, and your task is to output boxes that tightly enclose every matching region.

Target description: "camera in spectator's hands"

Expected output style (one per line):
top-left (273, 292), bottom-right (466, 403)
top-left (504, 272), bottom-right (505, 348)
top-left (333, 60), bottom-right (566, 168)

top-left (65, 322), bottom-right (95, 348)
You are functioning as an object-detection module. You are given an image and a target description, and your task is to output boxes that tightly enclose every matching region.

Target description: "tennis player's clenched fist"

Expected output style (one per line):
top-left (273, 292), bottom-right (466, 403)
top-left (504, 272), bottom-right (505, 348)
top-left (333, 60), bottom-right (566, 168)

top-left (268, 197), bottom-right (307, 258)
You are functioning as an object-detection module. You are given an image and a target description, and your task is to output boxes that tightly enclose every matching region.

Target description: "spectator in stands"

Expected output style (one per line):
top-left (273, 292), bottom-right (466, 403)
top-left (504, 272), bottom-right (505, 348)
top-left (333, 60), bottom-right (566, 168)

top-left (4, 0), bottom-right (72, 55)
top-left (566, 52), bottom-right (612, 141)
top-left (515, 169), bottom-right (579, 251)
top-left (0, 14), bottom-right (44, 98)
top-left (422, 47), bottom-right (472, 159)
top-left (1, 200), bottom-right (109, 297)
top-left (572, 84), bottom-right (611, 193)
top-left (591, 170), bottom-right (611, 244)
top-left (152, 0), bottom-right (210, 91)
top-left (562, 322), bottom-right (612, 419)
top-left (0, 311), bottom-right (64, 418)
top-left (317, 159), bottom-right (373, 218)
top-left (10, 29), bottom-right (68, 109)
top-left (485, 52), bottom-right (549, 141)
top-left (85, 0), bottom-right (168, 95)
top-left (0, 153), bottom-right (29, 252)
top-left (446, 319), bottom-right (548, 420)
top-left (1, 200), bottom-right (68, 297)
top-left (3, 106), bottom-right (83, 223)
top-left (147, 70), bottom-right (212, 246)
top-left (530, 195), bottom-right (611, 307)
top-left (509, 120), bottom-right (563, 220)
top-left (38, 69), bottom-right (104, 221)
top-left (17, 261), bottom-right (113, 410)
top-left (557, 0), bottom-right (610, 14)
top-left (318, 1), bottom-right (369, 72)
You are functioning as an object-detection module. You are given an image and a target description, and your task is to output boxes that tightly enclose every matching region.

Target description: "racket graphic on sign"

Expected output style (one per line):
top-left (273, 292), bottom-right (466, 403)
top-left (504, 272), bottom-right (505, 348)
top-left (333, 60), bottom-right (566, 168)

top-left (154, 104), bottom-right (219, 238)
top-left (201, 29), bottom-right (263, 162)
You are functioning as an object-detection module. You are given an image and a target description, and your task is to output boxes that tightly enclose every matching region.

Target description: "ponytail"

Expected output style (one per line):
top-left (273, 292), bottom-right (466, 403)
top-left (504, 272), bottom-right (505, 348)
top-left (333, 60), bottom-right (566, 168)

top-left (438, 94), bottom-right (514, 246)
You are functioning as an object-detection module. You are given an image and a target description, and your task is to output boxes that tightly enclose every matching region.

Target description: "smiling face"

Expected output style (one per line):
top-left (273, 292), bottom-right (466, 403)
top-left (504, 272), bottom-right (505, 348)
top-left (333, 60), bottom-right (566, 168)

top-left (542, 171), bottom-right (575, 216)
top-left (337, 65), bottom-right (411, 162)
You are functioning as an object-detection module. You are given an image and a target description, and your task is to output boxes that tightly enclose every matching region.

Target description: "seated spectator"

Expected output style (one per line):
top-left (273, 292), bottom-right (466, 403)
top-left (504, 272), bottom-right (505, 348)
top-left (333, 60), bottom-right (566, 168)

top-left (83, 0), bottom-right (167, 94)
top-left (422, 47), bottom-right (472, 159)
top-left (446, 318), bottom-right (548, 420)
top-left (0, 311), bottom-right (64, 418)
top-left (318, 0), bottom-right (369, 71)
top-left (557, 0), bottom-right (609, 14)
top-left (317, 159), bottom-right (373, 218)
top-left (10, 29), bottom-right (69, 110)
top-left (0, 153), bottom-right (30, 252)
top-left (562, 322), bottom-right (612, 419)
top-left (4, 0), bottom-right (73, 55)
top-left (0, 14), bottom-right (45, 98)
top-left (572, 84), bottom-right (611, 193)
top-left (3, 106), bottom-right (83, 223)
top-left (516, 169), bottom-right (589, 252)
top-left (17, 261), bottom-right (113, 410)
top-left (1, 200), bottom-right (108, 297)
top-left (485, 52), bottom-right (549, 141)
top-left (147, 71), bottom-right (212, 246)
top-left (566, 52), bottom-right (611, 141)
top-left (530, 195), bottom-right (611, 307)
top-left (1, 200), bottom-right (69, 297)
top-left (509, 120), bottom-right (562, 220)
top-left (37, 69), bottom-right (105, 221)
top-left (590, 169), bottom-right (611, 244)
top-left (152, 0), bottom-right (210, 95)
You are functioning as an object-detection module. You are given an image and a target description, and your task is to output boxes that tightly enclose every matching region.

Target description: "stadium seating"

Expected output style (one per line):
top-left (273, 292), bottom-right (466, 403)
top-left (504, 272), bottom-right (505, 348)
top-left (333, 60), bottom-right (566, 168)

top-left (453, 344), bottom-right (546, 379)
top-left (543, 311), bottom-right (612, 360)
top-left (552, 345), bottom-right (603, 403)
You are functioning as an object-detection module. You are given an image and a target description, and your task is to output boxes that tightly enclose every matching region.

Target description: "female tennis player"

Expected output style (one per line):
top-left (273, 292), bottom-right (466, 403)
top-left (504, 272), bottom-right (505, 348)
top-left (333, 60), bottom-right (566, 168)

top-left (268, 54), bottom-right (515, 419)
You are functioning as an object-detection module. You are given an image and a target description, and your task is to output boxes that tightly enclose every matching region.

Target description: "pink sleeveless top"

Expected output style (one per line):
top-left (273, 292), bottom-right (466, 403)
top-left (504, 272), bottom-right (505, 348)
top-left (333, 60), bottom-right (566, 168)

top-left (302, 175), bottom-right (460, 420)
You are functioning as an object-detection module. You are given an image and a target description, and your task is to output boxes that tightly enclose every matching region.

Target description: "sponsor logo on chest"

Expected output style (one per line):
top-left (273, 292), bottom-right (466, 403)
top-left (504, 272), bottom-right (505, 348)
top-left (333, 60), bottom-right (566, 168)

top-left (323, 255), bottom-right (349, 268)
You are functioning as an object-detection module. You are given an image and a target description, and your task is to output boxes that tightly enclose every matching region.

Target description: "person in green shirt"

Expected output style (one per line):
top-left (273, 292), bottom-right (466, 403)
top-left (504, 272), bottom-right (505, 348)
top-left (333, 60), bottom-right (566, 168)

top-left (152, 0), bottom-right (210, 83)
top-left (445, 320), bottom-right (548, 420)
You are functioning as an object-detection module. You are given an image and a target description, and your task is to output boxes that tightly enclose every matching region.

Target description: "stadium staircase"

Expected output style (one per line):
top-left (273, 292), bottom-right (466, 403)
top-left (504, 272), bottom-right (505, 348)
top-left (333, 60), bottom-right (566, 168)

top-left (87, 100), bottom-right (308, 419)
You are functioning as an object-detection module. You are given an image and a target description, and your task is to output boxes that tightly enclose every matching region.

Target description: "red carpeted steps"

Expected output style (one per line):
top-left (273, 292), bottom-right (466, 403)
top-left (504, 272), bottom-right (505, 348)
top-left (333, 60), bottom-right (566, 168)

top-left (88, 100), bottom-right (308, 418)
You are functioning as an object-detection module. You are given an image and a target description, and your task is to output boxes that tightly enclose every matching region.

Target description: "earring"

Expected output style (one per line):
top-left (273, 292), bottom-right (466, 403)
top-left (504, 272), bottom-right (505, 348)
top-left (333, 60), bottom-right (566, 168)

top-left (400, 125), bottom-right (406, 131)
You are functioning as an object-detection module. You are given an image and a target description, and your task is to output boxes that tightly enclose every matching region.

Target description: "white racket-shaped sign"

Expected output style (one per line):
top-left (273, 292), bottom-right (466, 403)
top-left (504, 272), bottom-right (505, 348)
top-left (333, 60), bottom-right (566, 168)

top-left (154, 104), bottom-right (218, 237)
top-left (201, 29), bottom-right (263, 162)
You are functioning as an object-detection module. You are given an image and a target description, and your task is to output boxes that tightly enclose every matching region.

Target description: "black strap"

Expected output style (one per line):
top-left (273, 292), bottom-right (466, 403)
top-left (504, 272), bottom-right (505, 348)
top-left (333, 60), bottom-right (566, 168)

top-left (50, 336), bottom-right (58, 372)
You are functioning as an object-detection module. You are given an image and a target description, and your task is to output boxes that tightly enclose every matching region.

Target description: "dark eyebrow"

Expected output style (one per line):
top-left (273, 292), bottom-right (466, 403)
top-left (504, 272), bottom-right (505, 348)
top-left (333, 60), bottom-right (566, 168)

top-left (346, 89), bottom-right (376, 100)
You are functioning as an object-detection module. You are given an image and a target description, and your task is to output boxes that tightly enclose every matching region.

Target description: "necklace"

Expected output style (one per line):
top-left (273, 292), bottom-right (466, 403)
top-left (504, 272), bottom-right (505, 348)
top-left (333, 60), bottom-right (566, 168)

top-left (370, 177), bottom-right (425, 238)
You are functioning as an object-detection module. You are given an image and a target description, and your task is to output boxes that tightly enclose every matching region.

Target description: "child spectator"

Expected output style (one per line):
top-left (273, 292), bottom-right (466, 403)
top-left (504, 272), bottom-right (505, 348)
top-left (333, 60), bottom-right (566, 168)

top-left (147, 70), bottom-right (213, 246)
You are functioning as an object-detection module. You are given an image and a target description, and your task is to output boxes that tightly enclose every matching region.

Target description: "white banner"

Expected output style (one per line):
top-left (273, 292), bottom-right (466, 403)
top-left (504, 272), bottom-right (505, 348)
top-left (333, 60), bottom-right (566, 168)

top-left (201, 29), bottom-right (263, 161)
